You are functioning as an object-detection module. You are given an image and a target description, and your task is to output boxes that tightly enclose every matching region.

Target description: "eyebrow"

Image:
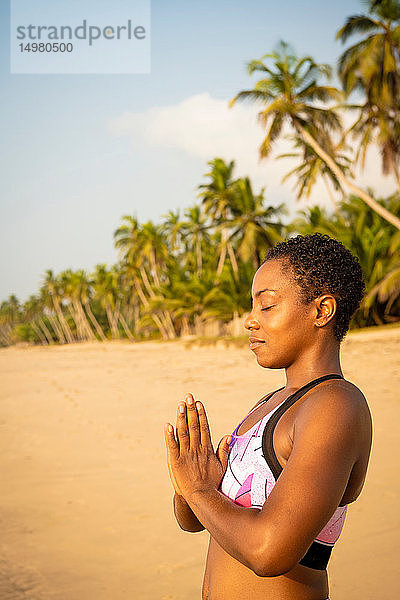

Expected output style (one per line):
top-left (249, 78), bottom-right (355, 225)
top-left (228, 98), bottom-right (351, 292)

top-left (252, 287), bottom-right (277, 299)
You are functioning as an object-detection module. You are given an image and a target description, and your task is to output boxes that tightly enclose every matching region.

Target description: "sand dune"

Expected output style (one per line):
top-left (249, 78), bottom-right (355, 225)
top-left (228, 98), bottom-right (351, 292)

top-left (0, 328), bottom-right (399, 599)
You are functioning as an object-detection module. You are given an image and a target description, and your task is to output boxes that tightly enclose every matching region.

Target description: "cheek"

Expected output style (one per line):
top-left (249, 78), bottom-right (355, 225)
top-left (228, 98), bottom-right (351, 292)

top-left (265, 304), bottom-right (312, 341)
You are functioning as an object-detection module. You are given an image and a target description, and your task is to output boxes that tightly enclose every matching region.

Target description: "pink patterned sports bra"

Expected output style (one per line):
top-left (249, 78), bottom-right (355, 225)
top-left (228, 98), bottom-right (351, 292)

top-left (219, 374), bottom-right (348, 570)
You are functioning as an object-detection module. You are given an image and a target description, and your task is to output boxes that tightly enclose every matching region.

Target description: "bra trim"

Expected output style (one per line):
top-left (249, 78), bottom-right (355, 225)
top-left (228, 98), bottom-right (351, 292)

top-left (261, 373), bottom-right (344, 481)
top-left (234, 387), bottom-right (285, 437)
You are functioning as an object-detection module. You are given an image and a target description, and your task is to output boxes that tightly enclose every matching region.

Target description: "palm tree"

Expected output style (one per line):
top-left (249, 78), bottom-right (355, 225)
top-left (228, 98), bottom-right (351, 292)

top-left (277, 135), bottom-right (353, 208)
top-left (114, 217), bottom-right (176, 338)
top-left (338, 193), bottom-right (400, 325)
top-left (227, 177), bottom-right (285, 268)
top-left (293, 193), bottom-right (400, 327)
top-left (0, 295), bottom-right (22, 345)
top-left (39, 286), bottom-right (66, 344)
top-left (41, 270), bottom-right (74, 343)
top-left (58, 270), bottom-right (96, 341)
top-left (198, 158), bottom-right (239, 279)
top-left (290, 205), bottom-right (340, 237)
top-left (91, 264), bottom-right (121, 339)
top-left (181, 205), bottom-right (209, 277)
top-left (160, 209), bottom-right (184, 254)
top-left (337, 0), bottom-right (400, 191)
top-left (230, 40), bottom-right (400, 229)
top-left (140, 221), bottom-right (170, 289)
top-left (23, 295), bottom-right (49, 345)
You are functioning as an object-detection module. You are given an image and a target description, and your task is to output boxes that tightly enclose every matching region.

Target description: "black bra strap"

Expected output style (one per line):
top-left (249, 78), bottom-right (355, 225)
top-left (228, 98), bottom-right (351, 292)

top-left (261, 374), bottom-right (344, 481)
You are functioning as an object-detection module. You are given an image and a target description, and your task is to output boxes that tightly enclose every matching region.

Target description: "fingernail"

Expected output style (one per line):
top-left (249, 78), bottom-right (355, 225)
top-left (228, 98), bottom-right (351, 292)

top-left (168, 424), bottom-right (173, 433)
top-left (179, 404), bottom-right (185, 413)
top-left (196, 401), bottom-right (202, 411)
top-left (186, 395), bottom-right (194, 405)
top-left (227, 435), bottom-right (232, 444)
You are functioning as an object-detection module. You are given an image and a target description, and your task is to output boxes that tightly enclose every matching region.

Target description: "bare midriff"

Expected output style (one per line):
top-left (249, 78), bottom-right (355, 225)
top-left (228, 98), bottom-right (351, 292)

top-left (202, 537), bottom-right (329, 600)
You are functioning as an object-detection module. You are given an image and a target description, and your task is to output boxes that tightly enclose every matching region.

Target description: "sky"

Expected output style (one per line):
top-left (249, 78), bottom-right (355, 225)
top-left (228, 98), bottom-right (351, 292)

top-left (0, 0), bottom-right (396, 302)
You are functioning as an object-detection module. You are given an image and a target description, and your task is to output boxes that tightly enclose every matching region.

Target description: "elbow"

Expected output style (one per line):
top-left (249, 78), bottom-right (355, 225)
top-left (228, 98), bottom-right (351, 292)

top-left (186, 525), bottom-right (206, 533)
top-left (178, 522), bottom-right (205, 533)
top-left (250, 548), bottom-right (296, 578)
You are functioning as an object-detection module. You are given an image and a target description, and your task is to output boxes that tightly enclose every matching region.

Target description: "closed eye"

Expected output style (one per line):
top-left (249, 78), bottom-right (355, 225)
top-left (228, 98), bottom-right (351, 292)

top-left (261, 306), bottom-right (275, 311)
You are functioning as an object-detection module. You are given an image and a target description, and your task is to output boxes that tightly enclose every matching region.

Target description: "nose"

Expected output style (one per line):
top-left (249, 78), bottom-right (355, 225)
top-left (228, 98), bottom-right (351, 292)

top-left (244, 310), bottom-right (260, 331)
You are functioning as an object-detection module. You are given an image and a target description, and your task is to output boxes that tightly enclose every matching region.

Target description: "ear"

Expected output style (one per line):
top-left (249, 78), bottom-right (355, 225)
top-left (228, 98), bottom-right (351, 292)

top-left (314, 294), bottom-right (337, 329)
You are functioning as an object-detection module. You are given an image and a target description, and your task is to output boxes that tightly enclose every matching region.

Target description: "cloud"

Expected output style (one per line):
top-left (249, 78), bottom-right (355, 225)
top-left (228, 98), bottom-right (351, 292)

top-left (108, 93), bottom-right (397, 213)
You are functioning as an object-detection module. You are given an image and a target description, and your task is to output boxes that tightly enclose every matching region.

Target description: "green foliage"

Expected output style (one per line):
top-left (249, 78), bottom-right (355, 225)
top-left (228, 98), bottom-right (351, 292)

top-left (13, 323), bottom-right (39, 343)
top-left (292, 193), bottom-right (400, 327)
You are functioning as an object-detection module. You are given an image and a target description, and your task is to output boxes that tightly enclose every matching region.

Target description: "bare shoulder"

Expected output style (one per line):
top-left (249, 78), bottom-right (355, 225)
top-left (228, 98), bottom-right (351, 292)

top-left (298, 378), bottom-right (369, 416)
top-left (295, 378), bottom-right (372, 461)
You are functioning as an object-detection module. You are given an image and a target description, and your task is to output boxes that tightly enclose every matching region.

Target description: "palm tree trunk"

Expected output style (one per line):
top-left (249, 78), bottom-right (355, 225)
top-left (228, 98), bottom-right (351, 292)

top-left (47, 314), bottom-right (66, 344)
top-left (227, 240), bottom-right (239, 281)
top-left (67, 303), bottom-right (82, 341)
top-left (74, 300), bottom-right (96, 341)
top-left (196, 237), bottom-right (202, 278)
top-left (113, 299), bottom-right (121, 339)
top-left (153, 314), bottom-right (170, 340)
top-left (133, 304), bottom-right (140, 335)
top-left (84, 301), bottom-right (107, 341)
top-left (31, 321), bottom-right (48, 345)
top-left (38, 317), bottom-right (54, 344)
top-left (180, 314), bottom-right (191, 336)
top-left (125, 303), bottom-right (134, 324)
top-left (372, 307), bottom-right (384, 326)
top-left (140, 266), bottom-right (155, 297)
top-left (119, 312), bottom-right (135, 342)
top-left (138, 268), bottom-right (175, 337)
top-left (150, 249), bottom-right (161, 287)
top-left (0, 327), bottom-right (12, 346)
top-left (297, 124), bottom-right (400, 230)
top-left (132, 277), bottom-right (169, 340)
top-left (105, 303), bottom-right (119, 339)
top-left (216, 228), bottom-right (228, 280)
top-left (54, 298), bottom-right (74, 343)
top-left (133, 278), bottom-right (150, 308)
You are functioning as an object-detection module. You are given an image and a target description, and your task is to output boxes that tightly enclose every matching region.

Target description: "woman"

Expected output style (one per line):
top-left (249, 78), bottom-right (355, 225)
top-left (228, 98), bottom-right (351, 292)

top-left (164, 233), bottom-right (372, 600)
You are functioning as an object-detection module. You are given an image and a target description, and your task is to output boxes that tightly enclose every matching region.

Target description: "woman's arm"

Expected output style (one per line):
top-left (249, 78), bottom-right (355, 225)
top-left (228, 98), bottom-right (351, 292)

top-left (173, 492), bottom-right (205, 532)
top-left (165, 389), bottom-right (364, 576)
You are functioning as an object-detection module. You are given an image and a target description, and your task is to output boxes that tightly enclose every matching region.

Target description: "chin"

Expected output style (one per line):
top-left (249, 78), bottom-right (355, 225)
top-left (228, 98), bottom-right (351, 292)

top-left (255, 354), bottom-right (281, 370)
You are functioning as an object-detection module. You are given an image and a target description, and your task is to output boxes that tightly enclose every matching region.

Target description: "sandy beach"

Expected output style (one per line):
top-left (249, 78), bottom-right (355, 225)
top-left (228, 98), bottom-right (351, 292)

top-left (0, 328), bottom-right (399, 600)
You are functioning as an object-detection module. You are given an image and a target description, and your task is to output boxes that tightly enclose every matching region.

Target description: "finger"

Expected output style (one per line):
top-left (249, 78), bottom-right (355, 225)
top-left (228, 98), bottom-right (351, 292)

top-left (216, 435), bottom-right (232, 472)
top-left (196, 400), bottom-right (213, 448)
top-left (164, 424), bottom-right (182, 495)
top-left (185, 393), bottom-right (200, 448)
top-left (176, 402), bottom-right (189, 452)
top-left (164, 424), bottom-right (181, 494)
top-left (164, 423), bottom-right (179, 461)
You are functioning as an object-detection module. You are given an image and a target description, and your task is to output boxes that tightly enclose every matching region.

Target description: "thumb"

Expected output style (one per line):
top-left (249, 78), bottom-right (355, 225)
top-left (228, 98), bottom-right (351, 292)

top-left (216, 435), bottom-right (232, 472)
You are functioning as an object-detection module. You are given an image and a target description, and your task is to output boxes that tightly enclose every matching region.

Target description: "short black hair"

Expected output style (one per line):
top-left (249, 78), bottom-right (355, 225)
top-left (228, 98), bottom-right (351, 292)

top-left (263, 233), bottom-right (365, 341)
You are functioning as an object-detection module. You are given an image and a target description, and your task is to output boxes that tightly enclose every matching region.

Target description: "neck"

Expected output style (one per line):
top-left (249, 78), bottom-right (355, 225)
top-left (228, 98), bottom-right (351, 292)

top-left (284, 335), bottom-right (342, 390)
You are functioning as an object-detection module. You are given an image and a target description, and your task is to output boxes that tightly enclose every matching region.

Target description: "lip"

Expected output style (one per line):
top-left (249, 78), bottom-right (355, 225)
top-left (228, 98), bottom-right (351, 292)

top-left (249, 337), bottom-right (265, 350)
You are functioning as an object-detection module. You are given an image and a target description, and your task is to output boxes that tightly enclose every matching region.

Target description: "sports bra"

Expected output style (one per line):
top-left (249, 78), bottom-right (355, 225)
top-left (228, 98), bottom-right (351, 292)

top-left (219, 374), bottom-right (348, 571)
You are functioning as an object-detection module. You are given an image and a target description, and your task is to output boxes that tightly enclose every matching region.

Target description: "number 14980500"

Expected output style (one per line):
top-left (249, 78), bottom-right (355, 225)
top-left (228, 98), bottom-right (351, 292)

top-left (19, 42), bottom-right (73, 53)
